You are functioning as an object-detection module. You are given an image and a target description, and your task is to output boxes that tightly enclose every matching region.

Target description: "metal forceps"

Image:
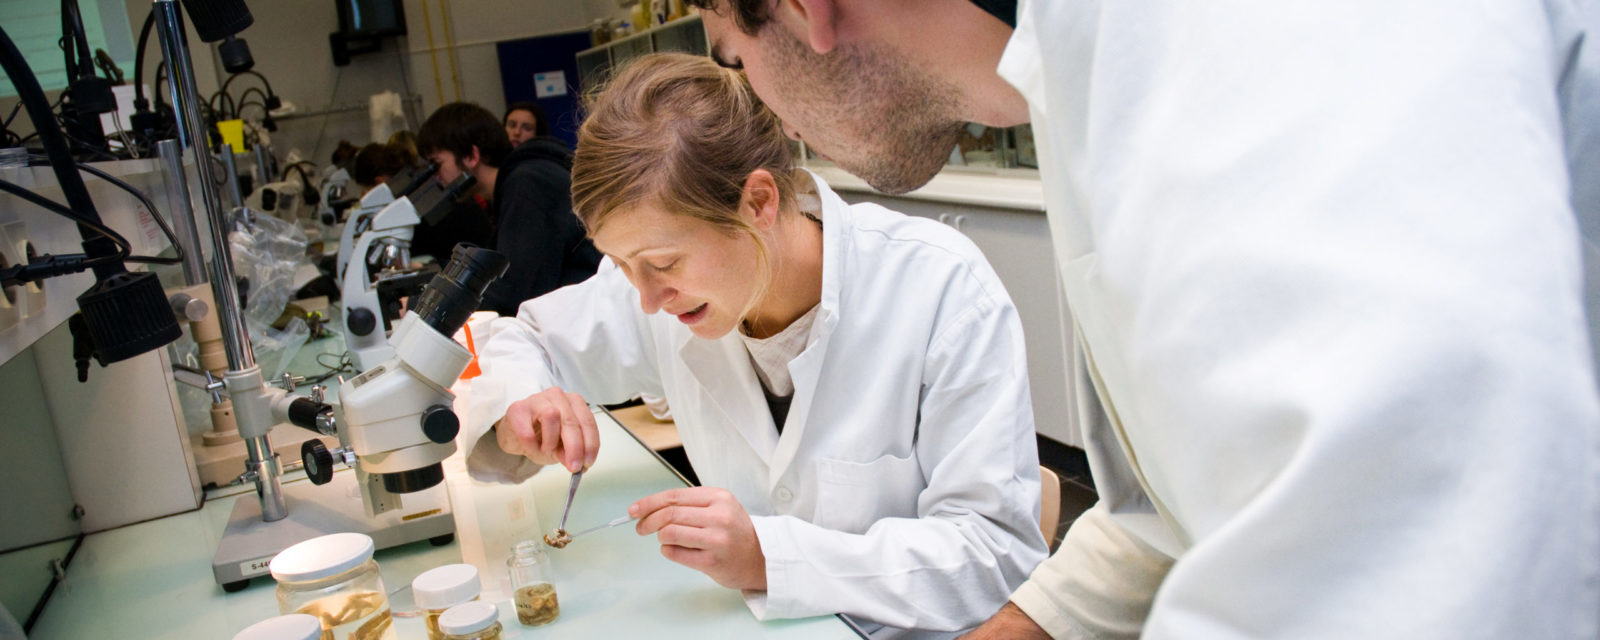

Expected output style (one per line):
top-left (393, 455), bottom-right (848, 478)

top-left (559, 470), bottom-right (583, 533)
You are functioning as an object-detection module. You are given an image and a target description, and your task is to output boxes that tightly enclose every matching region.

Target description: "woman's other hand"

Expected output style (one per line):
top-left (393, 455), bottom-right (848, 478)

top-left (631, 487), bottom-right (767, 591)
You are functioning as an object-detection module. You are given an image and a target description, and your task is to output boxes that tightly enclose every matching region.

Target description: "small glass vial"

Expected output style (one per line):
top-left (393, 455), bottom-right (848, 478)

top-left (269, 533), bottom-right (397, 640)
top-left (412, 564), bottom-right (482, 640)
top-left (232, 614), bottom-right (323, 640)
top-left (437, 601), bottom-right (503, 640)
top-left (506, 541), bottom-right (559, 626)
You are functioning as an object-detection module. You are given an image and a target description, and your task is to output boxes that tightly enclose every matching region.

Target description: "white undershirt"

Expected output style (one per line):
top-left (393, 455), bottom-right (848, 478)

top-left (739, 304), bottom-right (820, 397)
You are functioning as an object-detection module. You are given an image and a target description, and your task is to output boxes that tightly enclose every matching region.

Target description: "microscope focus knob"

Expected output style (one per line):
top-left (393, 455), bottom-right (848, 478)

top-left (301, 440), bottom-right (335, 485)
top-left (421, 404), bottom-right (459, 444)
top-left (347, 307), bottom-right (377, 336)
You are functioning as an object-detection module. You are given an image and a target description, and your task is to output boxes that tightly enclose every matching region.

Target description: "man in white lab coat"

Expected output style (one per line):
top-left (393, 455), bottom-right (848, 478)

top-left (690, 0), bottom-right (1600, 637)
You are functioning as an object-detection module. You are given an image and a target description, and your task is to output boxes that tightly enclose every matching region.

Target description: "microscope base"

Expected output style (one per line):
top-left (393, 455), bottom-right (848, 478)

top-left (211, 470), bottom-right (454, 590)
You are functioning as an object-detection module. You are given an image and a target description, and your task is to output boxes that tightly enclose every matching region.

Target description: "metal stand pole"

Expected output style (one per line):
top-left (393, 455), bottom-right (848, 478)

top-left (153, 0), bottom-right (284, 522)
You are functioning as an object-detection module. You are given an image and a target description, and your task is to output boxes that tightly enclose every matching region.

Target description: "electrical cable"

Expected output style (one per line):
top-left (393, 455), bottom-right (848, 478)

top-left (235, 99), bottom-right (267, 118)
top-left (44, 155), bottom-right (187, 265)
top-left (154, 61), bottom-right (167, 108)
top-left (134, 10), bottom-right (155, 104)
top-left (208, 89), bottom-right (238, 120)
top-left (61, 0), bottom-right (96, 84)
top-left (238, 87), bottom-right (270, 110)
top-left (2, 101), bottom-right (20, 129)
top-left (307, 351), bottom-right (357, 384)
top-left (281, 160), bottom-right (315, 181)
top-left (21, 533), bottom-right (84, 634)
top-left (219, 69), bottom-right (274, 101)
top-left (0, 178), bottom-right (129, 267)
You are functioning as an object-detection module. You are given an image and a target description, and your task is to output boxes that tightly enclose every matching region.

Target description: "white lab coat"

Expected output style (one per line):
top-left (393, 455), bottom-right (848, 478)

top-left (1000, 1), bottom-right (1600, 638)
top-left (462, 175), bottom-right (1047, 632)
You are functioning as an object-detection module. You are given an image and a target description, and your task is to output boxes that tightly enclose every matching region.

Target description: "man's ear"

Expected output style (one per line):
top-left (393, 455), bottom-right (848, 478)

top-left (741, 169), bottom-right (782, 230)
top-left (462, 145), bottom-right (483, 170)
top-left (782, 0), bottom-right (836, 54)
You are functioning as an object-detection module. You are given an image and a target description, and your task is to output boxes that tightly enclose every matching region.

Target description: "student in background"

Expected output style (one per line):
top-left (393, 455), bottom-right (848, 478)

top-left (417, 102), bottom-right (601, 314)
top-left (504, 101), bottom-right (548, 147)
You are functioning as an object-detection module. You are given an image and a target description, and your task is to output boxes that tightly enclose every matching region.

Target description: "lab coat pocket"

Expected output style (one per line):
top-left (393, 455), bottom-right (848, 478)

top-left (814, 454), bottom-right (924, 534)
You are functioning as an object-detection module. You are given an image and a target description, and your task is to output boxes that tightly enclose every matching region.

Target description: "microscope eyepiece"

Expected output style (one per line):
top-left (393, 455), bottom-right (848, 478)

top-left (409, 244), bottom-right (509, 337)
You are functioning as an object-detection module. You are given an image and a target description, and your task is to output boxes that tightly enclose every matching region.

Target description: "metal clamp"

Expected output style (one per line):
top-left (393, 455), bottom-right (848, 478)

top-left (275, 372), bottom-right (306, 391)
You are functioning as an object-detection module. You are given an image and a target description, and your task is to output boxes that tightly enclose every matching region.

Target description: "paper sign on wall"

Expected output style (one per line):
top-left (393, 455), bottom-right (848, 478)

top-left (534, 71), bottom-right (567, 98)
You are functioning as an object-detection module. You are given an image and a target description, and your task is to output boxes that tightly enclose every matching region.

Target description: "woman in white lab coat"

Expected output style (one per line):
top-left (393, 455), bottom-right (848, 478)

top-left (461, 53), bottom-right (1046, 633)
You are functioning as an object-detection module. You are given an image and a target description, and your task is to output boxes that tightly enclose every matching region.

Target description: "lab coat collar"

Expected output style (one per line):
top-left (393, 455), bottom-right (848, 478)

top-left (764, 170), bottom-right (847, 487)
top-left (676, 171), bottom-right (851, 487)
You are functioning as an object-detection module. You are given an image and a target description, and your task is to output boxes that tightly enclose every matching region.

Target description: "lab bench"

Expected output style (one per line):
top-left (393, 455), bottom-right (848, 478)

top-left (14, 407), bottom-right (863, 638)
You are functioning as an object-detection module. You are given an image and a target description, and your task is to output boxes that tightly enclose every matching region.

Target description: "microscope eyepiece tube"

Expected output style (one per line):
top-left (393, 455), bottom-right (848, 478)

top-left (410, 244), bottom-right (509, 337)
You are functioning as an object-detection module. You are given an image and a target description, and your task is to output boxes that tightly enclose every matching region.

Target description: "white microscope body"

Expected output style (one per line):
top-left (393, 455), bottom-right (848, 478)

top-left (335, 178), bottom-right (399, 279)
top-left (338, 313), bottom-right (464, 516)
top-left (339, 194), bottom-right (418, 370)
top-left (306, 245), bottom-right (509, 517)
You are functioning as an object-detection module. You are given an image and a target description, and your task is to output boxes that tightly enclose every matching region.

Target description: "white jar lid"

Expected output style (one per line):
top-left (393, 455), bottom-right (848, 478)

top-left (231, 613), bottom-right (323, 640)
top-left (412, 563), bottom-right (481, 609)
top-left (437, 601), bottom-right (499, 635)
top-left (269, 532), bottom-right (375, 583)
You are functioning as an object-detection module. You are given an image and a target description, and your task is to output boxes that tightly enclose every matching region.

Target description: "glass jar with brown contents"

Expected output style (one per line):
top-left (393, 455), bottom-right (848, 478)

top-left (506, 541), bottom-right (559, 626)
top-left (269, 533), bottom-right (397, 640)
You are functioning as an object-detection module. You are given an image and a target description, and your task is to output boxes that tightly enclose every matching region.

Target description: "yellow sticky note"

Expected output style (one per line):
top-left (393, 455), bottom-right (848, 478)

top-left (217, 119), bottom-right (245, 154)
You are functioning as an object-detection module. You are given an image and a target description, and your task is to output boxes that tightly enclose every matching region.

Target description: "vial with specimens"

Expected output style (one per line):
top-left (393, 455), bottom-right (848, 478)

top-left (412, 564), bottom-right (482, 640)
top-left (507, 540), bottom-right (560, 626)
top-left (437, 601), bottom-right (503, 640)
top-left (269, 532), bottom-right (397, 640)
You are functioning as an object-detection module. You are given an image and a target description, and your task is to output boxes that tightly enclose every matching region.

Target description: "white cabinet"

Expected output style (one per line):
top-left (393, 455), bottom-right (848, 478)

top-left (830, 188), bottom-right (1081, 449)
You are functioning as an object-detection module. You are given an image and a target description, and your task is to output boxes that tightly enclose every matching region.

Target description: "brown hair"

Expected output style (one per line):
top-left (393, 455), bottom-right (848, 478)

top-left (683, 0), bottom-right (774, 35)
top-left (572, 52), bottom-right (802, 329)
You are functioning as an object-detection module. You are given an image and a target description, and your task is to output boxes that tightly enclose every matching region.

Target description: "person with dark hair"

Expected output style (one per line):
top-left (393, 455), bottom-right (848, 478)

top-left (418, 101), bottom-right (601, 314)
top-left (329, 139), bottom-right (361, 169)
top-left (350, 138), bottom-right (493, 262)
top-left (504, 101), bottom-right (549, 147)
top-left (351, 142), bottom-right (408, 192)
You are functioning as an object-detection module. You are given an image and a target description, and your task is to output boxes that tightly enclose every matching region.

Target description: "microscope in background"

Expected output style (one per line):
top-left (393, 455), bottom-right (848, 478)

top-left (340, 169), bottom-right (476, 371)
top-left (334, 163), bottom-right (432, 279)
top-left (303, 244), bottom-right (507, 515)
top-left (312, 167), bottom-right (352, 240)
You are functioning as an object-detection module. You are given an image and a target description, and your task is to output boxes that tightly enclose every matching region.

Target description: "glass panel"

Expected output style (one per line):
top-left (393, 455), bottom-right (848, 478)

top-left (1011, 124), bottom-right (1037, 169)
top-left (950, 123), bottom-right (1009, 168)
top-left (576, 49), bottom-right (612, 94)
top-left (651, 19), bottom-right (707, 56)
top-left (610, 34), bottom-right (655, 69)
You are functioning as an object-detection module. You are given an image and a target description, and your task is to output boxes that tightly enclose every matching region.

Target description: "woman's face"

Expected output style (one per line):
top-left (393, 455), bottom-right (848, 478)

top-left (505, 109), bottom-right (539, 146)
top-left (591, 202), bottom-right (762, 340)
